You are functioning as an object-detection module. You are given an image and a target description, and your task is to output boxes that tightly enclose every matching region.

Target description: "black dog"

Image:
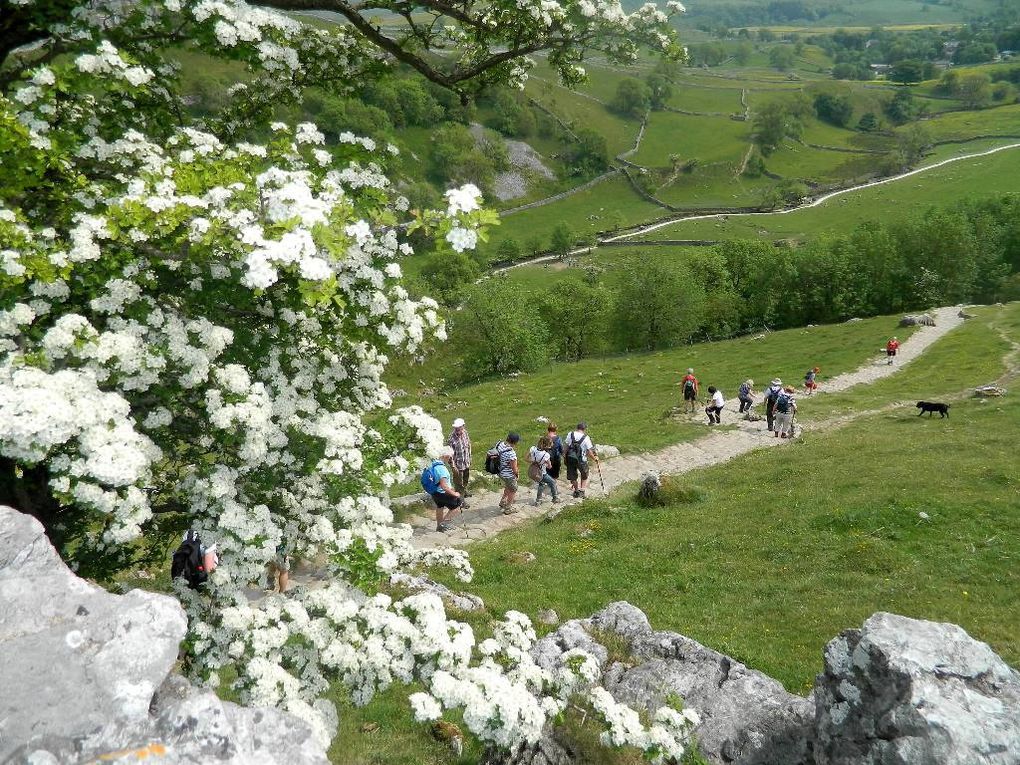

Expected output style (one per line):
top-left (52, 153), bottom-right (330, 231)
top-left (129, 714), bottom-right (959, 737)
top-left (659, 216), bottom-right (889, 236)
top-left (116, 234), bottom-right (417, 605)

top-left (916, 401), bottom-right (950, 418)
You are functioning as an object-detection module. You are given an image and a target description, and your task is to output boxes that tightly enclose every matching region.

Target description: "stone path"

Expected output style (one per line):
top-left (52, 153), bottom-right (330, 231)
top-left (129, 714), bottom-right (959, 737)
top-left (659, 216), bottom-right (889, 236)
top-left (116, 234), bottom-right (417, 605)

top-left (405, 307), bottom-right (965, 550)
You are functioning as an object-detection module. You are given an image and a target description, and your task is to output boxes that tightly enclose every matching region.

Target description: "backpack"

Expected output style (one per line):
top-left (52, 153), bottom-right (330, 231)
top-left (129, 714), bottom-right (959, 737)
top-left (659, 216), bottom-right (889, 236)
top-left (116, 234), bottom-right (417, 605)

top-left (775, 392), bottom-right (792, 414)
top-left (766, 385), bottom-right (781, 402)
top-left (739, 382), bottom-right (751, 397)
top-left (485, 443), bottom-right (503, 475)
top-left (567, 433), bottom-right (588, 463)
top-left (527, 450), bottom-right (544, 482)
top-left (683, 377), bottom-right (696, 394)
top-left (171, 530), bottom-right (208, 590)
top-left (420, 460), bottom-right (443, 494)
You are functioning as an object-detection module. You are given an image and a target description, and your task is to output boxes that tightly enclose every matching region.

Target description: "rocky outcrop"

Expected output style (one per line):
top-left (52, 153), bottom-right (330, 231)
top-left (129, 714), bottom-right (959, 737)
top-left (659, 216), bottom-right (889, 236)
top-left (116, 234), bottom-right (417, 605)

top-left (900, 313), bottom-right (937, 327)
top-left (0, 505), bottom-right (329, 764)
top-left (488, 603), bottom-right (1020, 765)
top-left (814, 612), bottom-right (1020, 765)
top-left (519, 602), bottom-right (813, 765)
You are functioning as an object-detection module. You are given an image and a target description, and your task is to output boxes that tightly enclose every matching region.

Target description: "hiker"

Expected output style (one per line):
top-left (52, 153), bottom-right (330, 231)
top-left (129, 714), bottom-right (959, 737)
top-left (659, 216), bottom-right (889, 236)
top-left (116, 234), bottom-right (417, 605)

top-left (764, 378), bottom-right (783, 432)
top-left (564, 422), bottom-right (597, 499)
top-left (737, 379), bottom-right (755, 413)
top-left (421, 446), bottom-right (464, 532)
top-left (546, 423), bottom-right (564, 480)
top-left (679, 368), bottom-right (699, 414)
top-left (773, 385), bottom-right (797, 438)
top-left (447, 417), bottom-right (472, 506)
top-left (171, 529), bottom-right (217, 590)
top-left (269, 539), bottom-right (290, 593)
top-left (488, 432), bottom-right (521, 514)
top-left (804, 367), bottom-right (819, 395)
top-left (886, 336), bottom-right (899, 365)
top-left (705, 385), bottom-right (724, 425)
top-left (528, 435), bottom-right (559, 506)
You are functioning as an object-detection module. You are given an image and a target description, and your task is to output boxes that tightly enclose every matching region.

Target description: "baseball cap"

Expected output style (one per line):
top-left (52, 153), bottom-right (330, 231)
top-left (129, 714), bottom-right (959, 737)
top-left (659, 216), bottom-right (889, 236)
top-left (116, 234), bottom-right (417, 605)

top-left (452, 418), bottom-right (465, 428)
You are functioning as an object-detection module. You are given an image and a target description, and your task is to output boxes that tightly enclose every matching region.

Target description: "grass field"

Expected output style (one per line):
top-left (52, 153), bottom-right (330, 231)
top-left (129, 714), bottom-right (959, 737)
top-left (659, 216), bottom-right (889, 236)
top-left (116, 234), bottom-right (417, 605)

top-left (483, 175), bottom-right (662, 258)
top-left (641, 142), bottom-right (1020, 242)
top-left (632, 111), bottom-right (749, 167)
top-left (341, 302), bottom-right (1019, 765)
top-left (445, 302), bottom-right (1020, 692)
top-left (389, 312), bottom-right (919, 457)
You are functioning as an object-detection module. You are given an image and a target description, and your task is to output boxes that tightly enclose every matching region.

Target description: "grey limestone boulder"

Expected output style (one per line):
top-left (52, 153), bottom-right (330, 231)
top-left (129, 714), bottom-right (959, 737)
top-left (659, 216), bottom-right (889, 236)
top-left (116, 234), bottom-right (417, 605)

top-left (617, 625), bottom-right (814, 765)
top-left (0, 505), bottom-right (328, 764)
top-left (813, 611), bottom-right (1020, 765)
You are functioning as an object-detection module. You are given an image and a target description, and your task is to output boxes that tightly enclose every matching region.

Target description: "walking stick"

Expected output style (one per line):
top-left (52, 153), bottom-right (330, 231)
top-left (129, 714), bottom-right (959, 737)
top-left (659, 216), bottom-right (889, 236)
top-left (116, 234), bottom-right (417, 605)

top-left (595, 457), bottom-right (606, 494)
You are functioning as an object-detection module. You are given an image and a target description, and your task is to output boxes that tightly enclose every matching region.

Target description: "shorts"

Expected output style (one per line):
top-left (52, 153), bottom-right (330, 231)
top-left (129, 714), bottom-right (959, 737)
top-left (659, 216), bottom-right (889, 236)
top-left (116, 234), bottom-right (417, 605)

top-left (548, 456), bottom-right (561, 479)
top-left (500, 475), bottom-right (518, 491)
top-left (887, 349), bottom-right (897, 357)
top-left (565, 457), bottom-right (589, 482)
top-left (683, 388), bottom-right (697, 401)
top-left (431, 492), bottom-right (463, 510)
top-left (272, 553), bottom-right (291, 572)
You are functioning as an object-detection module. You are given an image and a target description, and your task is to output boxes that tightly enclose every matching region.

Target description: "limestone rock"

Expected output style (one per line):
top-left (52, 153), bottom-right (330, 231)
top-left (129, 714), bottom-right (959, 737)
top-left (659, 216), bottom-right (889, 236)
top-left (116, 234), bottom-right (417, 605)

top-left (0, 506), bottom-right (329, 764)
top-left (637, 472), bottom-right (662, 505)
top-left (813, 612), bottom-right (1020, 765)
top-left (618, 628), bottom-right (813, 765)
top-left (0, 506), bottom-right (186, 758)
top-left (389, 572), bottom-right (485, 612)
top-left (594, 444), bottom-right (620, 459)
top-left (900, 313), bottom-right (936, 327)
top-left (537, 609), bottom-right (560, 626)
top-left (974, 384), bottom-right (1007, 397)
top-left (958, 310), bottom-right (976, 319)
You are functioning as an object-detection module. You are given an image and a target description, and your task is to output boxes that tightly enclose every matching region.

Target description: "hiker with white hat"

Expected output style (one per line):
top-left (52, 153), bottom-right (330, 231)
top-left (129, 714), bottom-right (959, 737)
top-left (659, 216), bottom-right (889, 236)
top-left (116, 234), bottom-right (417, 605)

top-left (447, 417), bottom-right (472, 506)
top-left (564, 422), bottom-right (597, 499)
top-left (764, 378), bottom-right (784, 432)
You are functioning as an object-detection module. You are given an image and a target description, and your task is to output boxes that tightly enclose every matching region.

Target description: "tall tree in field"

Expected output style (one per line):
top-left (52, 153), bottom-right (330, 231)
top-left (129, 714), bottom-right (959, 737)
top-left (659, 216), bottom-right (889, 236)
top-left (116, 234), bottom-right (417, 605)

top-left (0, 0), bottom-right (701, 757)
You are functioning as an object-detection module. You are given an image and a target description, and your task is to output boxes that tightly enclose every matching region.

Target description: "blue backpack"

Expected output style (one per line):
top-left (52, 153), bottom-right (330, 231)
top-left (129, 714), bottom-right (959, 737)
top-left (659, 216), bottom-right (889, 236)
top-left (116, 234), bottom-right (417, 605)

top-left (421, 460), bottom-right (444, 494)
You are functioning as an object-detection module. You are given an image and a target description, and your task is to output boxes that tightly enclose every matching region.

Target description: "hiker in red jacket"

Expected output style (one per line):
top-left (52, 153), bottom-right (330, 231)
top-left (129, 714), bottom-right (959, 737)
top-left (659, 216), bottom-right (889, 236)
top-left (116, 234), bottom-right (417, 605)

top-left (886, 336), bottom-right (900, 365)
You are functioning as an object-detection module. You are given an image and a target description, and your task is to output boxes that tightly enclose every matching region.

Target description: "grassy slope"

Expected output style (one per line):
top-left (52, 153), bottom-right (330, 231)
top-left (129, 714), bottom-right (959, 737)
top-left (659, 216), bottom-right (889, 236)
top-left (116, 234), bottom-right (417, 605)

top-left (393, 313), bottom-right (918, 457)
top-left (643, 142), bottom-right (1020, 241)
top-left (343, 303), bottom-right (1018, 765)
top-left (452, 302), bottom-right (1020, 693)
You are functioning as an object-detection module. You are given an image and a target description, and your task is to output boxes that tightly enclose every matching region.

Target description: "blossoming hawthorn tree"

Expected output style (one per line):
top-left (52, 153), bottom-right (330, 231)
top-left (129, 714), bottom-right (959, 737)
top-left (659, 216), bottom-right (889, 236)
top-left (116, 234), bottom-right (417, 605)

top-left (0, 0), bottom-right (699, 758)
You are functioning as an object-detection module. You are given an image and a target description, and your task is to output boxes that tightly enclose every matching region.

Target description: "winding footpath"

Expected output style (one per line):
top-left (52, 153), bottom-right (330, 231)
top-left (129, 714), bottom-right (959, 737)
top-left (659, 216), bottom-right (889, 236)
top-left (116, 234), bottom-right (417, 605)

top-left (405, 307), bottom-right (965, 550)
top-left (492, 142), bottom-right (1020, 276)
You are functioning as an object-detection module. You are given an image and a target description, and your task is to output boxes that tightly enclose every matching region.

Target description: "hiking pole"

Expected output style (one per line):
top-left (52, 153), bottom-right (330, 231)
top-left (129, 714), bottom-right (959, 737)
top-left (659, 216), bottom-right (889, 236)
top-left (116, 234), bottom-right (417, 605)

top-left (595, 457), bottom-right (606, 495)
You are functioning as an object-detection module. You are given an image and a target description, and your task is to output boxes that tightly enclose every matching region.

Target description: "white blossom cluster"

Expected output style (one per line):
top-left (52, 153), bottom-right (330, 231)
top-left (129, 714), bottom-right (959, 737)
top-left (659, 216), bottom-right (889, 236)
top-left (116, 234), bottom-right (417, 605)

top-left (1, 0), bottom-right (690, 755)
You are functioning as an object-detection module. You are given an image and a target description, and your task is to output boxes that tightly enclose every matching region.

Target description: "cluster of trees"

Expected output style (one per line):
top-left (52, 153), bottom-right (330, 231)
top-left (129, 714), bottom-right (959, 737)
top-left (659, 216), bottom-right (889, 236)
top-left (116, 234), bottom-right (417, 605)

top-left (685, 0), bottom-right (838, 27)
top-left (444, 195), bottom-right (1020, 378)
top-left (937, 70), bottom-right (1017, 108)
top-left (610, 73), bottom-right (674, 117)
top-left (819, 22), bottom-right (1020, 82)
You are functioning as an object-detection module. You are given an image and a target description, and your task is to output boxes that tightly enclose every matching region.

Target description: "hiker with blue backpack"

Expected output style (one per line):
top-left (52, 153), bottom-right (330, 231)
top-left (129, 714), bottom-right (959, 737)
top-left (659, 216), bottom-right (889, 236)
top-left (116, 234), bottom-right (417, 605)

top-left (421, 447), bottom-right (464, 532)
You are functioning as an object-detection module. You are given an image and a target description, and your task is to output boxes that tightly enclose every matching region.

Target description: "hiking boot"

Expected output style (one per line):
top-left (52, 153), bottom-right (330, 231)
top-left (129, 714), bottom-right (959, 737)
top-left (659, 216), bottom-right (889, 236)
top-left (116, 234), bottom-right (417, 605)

top-left (532, 500), bottom-right (540, 507)
top-left (578, 490), bottom-right (586, 499)
top-left (572, 489), bottom-right (580, 498)
top-left (552, 495), bottom-right (559, 504)
top-left (436, 523), bottom-right (453, 532)
top-left (503, 506), bottom-right (519, 515)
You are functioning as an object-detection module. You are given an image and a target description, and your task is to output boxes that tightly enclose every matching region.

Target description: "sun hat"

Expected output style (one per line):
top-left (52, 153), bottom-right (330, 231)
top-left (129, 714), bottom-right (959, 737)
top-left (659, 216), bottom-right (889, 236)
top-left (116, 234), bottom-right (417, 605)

top-left (687, 368), bottom-right (694, 374)
top-left (771, 378), bottom-right (782, 386)
top-left (452, 418), bottom-right (465, 428)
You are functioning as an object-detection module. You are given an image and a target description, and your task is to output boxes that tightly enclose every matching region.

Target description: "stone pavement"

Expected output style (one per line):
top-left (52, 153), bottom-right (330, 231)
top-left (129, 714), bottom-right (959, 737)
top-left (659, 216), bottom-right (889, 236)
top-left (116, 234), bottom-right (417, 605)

top-left (405, 306), bottom-right (965, 550)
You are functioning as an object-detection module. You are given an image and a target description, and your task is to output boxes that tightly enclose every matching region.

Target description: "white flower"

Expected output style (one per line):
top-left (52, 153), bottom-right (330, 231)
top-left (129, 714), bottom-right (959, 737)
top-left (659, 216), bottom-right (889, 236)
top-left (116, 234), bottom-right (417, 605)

top-left (444, 184), bottom-right (482, 215)
top-left (445, 227), bottom-right (478, 253)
